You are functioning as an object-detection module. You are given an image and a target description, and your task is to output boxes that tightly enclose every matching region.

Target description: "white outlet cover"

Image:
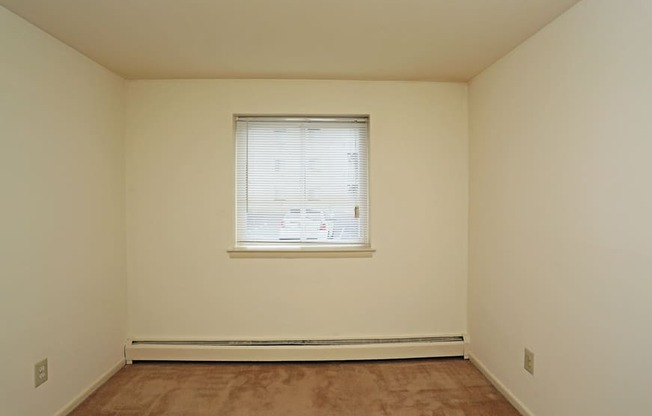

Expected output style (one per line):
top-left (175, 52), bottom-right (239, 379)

top-left (524, 348), bottom-right (534, 375)
top-left (34, 358), bottom-right (48, 388)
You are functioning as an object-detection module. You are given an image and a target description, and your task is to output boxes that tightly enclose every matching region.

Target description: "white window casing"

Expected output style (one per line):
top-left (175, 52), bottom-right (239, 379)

top-left (233, 116), bottom-right (370, 253)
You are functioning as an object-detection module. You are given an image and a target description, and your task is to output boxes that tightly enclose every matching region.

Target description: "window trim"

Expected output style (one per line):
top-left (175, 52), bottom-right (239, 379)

top-left (227, 246), bottom-right (375, 259)
top-left (232, 114), bottom-right (372, 256)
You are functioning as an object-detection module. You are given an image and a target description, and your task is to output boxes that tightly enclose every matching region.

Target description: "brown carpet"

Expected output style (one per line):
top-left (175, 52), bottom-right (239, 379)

top-left (69, 359), bottom-right (520, 416)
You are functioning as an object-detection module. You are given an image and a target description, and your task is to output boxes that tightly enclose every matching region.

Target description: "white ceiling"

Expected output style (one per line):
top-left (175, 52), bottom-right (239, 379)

top-left (1, 0), bottom-right (580, 81)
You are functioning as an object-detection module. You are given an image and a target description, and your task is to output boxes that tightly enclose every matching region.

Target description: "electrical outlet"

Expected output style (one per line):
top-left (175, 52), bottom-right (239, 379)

top-left (524, 348), bottom-right (534, 375)
top-left (34, 358), bottom-right (48, 388)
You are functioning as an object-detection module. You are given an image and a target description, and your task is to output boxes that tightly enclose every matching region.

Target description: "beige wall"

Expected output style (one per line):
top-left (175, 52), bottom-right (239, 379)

top-left (0, 7), bottom-right (126, 416)
top-left (126, 80), bottom-right (468, 340)
top-left (469, 0), bottom-right (652, 414)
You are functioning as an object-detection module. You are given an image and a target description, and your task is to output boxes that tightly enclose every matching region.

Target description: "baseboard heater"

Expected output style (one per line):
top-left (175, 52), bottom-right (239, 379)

top-left (125, 336), bottom-right (467, 363)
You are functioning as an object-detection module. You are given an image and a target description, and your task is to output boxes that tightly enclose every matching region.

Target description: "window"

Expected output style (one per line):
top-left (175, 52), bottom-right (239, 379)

top-left (235, 116), bottom-right (369, 249)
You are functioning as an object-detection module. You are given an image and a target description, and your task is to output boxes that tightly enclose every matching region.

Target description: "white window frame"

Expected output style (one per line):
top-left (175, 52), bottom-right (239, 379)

top-left (230, 115), bottom-right (373, 257)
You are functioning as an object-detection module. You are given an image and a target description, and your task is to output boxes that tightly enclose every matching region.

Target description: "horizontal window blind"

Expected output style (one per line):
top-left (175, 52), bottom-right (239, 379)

top-left (235, 116), bottom-right (369, 247)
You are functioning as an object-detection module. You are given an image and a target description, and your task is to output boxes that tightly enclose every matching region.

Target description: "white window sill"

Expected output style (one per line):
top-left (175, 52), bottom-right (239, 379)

top-left (227, 246), bottom-right (375, 259)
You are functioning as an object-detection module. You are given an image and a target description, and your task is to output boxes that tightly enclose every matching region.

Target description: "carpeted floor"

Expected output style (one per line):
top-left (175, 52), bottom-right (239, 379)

top-left (69, 358), bottom-right (520, 415)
